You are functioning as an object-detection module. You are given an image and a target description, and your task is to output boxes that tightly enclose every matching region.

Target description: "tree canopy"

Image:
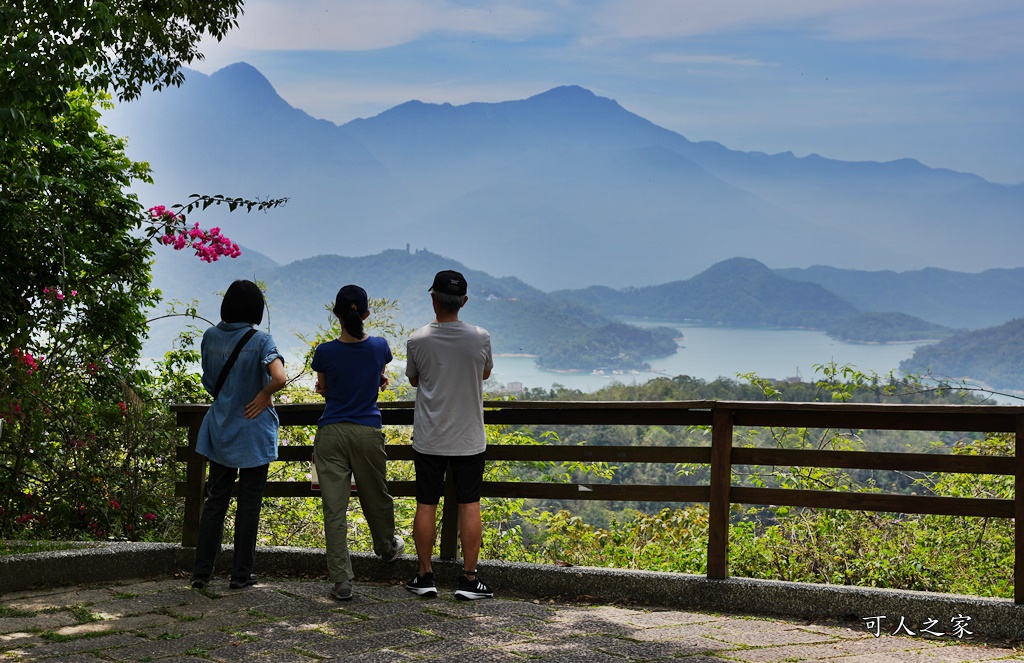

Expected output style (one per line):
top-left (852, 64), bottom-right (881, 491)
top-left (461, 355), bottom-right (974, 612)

top-left (1, 1), bottom-right (244, 129)
top-left (1, 1), bottom-right (249, 539)
top-left (2, 0), bottom-right (248, 346)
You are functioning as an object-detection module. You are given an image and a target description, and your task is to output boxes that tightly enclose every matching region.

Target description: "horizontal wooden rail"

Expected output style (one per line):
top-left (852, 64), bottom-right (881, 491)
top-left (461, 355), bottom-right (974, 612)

top-left (731, 487), bottom-right (1015, 518)
top-left (173, 480), bottom-right (710, 504)
top-left (175, 444), bottom-right (714, 465)
top-left (170, 399), bottom-right (1023, 603)
top-left (731, 448), bottom-right (1014, 474)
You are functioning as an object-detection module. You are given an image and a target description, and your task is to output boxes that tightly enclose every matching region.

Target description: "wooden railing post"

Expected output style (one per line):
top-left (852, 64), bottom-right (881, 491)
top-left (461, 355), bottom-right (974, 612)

top-left (438, 471), bottom-right (460, 560)
top-left (707, 406), bottom-right (733, 579)
top-left (181, 413), bottom-right (207, 547)
top-left (1016, 415), bottom-right (1024, 604)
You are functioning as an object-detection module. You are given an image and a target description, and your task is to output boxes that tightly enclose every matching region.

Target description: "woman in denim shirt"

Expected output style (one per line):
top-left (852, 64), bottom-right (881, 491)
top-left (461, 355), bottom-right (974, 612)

top-left (191, 280), bottom-right (287, 590)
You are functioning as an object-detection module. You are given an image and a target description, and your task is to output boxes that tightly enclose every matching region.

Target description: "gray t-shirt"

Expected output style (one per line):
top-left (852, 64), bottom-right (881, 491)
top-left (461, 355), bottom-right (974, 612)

top-left (406, 321), bottom-right (493, 456)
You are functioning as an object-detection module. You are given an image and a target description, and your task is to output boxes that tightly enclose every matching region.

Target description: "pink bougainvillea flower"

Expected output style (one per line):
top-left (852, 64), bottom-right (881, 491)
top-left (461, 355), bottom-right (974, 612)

top-left (144, 512), bottom-right (156, 520)
top-left (17, 351), bottom-right (38, 374)
top-left (109, 500), bottom-right (121, 510)
top-left (149, 204), bottom-right (243, 262)
top-left (118, 401), bottom-right (128, 416)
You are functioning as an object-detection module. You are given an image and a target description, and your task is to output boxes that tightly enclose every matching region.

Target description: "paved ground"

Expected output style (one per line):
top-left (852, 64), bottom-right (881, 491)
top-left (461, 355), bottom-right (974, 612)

top-left (1, 574), bottom-right (1022, 662)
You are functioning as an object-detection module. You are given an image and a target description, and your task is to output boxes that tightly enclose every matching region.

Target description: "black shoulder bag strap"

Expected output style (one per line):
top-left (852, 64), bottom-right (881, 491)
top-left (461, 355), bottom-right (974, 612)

top-left (212, 328), bottom-right (258, 400)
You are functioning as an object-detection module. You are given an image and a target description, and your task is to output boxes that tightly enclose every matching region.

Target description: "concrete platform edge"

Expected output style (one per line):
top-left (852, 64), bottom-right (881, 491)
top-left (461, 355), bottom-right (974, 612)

top-left (2, 542), bottom-right (1021, 639)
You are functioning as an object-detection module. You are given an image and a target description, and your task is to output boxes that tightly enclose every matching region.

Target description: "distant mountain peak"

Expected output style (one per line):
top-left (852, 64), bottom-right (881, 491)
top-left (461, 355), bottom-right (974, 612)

top-left (695, 258), bottom-right (773, 279)
top-left (528, 85), bottom-right (598, 101)
top-left (203, 61), bottom-right (300, 116)
top-left (210, 62), bottom-right (274, 89)
top-left (523, 85), bottom-right (628, 114)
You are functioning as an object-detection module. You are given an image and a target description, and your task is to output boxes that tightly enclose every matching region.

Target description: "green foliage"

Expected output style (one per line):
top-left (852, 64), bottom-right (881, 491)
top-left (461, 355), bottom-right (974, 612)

top-left (498, 363), bottom-right (1015, 597)
top-left (1, 0), bottom-right (244, 136)
top-left (0, 4), bottom-right (271, 543)
top-left (512, 433), bottom-right (1014, 598)
top-left (0, 320), bottom-right (187, 541)
top-left (0, 88), bottom-right (156, 352)
top-left (522, 507), bottom-right (710, 572)
top-left (0, 89), bottom-right (176, 541)
top-left (726, 433), bottom-right (1015, 596)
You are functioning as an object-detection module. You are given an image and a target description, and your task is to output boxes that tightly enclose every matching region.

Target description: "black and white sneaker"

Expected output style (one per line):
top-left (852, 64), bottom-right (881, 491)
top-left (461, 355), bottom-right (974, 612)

top-left (405, 572), bottom-right (437, 597)
top-left (454, 570), bottom-right (493, 600)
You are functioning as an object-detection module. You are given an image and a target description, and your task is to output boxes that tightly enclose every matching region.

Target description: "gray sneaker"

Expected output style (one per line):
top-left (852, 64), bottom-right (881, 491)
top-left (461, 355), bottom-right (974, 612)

top-left (330, 579), bottom-right (353, 601)
top-left (381, 535), bottom-right (405, 563)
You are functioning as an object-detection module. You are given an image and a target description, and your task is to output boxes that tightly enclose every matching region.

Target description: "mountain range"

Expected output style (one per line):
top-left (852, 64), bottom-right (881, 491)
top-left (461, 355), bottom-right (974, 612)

top-left (147, 247), bottom-right (679, 371)
top-left (146, 246), bottom-right (1024, 379)
top-left (103, 62), bottom-right (1024, 291)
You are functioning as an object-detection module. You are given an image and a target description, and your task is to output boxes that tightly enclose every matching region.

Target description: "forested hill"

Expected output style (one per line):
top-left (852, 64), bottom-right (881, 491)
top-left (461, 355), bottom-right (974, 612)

top-left (553, 258), bottom-right (857, 327)
top-left (899, 318), bottom-right (1024, 391)
top-left (551, 257), bottom-right (952, 341)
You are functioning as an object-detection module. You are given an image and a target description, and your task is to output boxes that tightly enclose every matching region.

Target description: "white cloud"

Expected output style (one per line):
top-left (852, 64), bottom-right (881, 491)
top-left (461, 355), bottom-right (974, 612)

top-left (194, 0), bottom-right (1024, 67)
top-left (207, 0), bottom-right (553, 52)
top-left (589, 0), bottom-right (1024, 60)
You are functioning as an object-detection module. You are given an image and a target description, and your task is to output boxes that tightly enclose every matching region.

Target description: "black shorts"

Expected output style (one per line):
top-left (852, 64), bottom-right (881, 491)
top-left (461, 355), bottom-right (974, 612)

top-left (413, 449), bottom-right (486, 505)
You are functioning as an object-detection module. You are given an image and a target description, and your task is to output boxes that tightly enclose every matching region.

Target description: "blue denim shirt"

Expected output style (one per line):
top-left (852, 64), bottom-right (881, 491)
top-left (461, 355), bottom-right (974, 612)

top-left (196, 321), bottom-right (283, 468)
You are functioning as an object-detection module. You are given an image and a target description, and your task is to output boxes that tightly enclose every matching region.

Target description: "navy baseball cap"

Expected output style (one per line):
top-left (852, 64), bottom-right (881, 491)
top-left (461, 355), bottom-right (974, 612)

top-left (333, 284), bottom-right (368, 316)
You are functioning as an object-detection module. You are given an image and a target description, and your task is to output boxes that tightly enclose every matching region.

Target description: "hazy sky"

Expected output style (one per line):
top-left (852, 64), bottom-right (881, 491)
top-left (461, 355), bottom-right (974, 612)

top-left (191, 0), bottom-right (1024, 185)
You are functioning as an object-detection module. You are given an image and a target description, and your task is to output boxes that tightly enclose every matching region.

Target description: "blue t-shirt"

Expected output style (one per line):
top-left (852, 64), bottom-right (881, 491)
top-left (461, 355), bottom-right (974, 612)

top-left (311, 336), bottom-right (392, 428)
top-left (196, 321), bottom-right (283, 468)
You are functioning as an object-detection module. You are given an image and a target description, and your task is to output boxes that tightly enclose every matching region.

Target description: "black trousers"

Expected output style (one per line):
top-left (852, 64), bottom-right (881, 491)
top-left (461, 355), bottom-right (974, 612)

top-left (191, 460), bottom-right (269, 583)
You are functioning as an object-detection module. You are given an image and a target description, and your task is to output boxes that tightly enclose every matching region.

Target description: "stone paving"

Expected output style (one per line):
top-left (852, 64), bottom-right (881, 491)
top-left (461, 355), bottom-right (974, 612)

top-left (1, 575), bottom-right (1022, 662)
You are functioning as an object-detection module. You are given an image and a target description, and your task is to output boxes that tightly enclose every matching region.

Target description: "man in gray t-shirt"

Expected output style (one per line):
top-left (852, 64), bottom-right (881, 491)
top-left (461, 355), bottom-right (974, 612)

top-left (405, 270), bottom-right (495, 601)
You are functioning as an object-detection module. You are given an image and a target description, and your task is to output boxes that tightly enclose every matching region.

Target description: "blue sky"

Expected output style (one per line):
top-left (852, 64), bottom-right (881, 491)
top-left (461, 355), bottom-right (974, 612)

top-left (192, 0), bottom-right (1024, 184)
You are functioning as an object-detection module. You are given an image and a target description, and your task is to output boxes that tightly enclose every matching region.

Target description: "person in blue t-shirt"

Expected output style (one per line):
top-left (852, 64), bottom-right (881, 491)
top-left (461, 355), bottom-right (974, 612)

top-left (311, 285), bottom-right (405, 601)
top-left (191, 280), bottom-right (287, 591)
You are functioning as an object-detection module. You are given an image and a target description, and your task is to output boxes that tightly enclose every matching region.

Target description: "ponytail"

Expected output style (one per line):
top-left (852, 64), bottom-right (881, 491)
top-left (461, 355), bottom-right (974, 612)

top-left (339, 305), bottom-right (364, 339)
top-left (332, 284), bottom-right (369, 339)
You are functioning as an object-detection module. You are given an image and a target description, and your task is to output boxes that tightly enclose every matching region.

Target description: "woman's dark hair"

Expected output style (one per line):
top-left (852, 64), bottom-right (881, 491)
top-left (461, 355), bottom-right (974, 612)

top-left (220, 280), bottom-right (265, 325)
top-left (333, 284), bottom-right (368, 339)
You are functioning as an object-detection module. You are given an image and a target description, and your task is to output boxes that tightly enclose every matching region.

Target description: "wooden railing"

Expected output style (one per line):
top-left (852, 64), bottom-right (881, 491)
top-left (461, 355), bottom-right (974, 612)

top-left (171, 400), bottom-right (1024, 603)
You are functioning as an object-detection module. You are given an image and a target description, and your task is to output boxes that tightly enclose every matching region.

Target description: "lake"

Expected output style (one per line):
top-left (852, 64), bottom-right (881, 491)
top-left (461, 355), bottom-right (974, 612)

top-left (483, 322), bottom-right (929, 393)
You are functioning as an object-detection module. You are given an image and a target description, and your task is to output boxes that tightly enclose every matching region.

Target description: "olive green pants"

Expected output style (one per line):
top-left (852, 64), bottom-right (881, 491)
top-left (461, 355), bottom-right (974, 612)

top-left (314, 422), bottom-right (396, 581)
